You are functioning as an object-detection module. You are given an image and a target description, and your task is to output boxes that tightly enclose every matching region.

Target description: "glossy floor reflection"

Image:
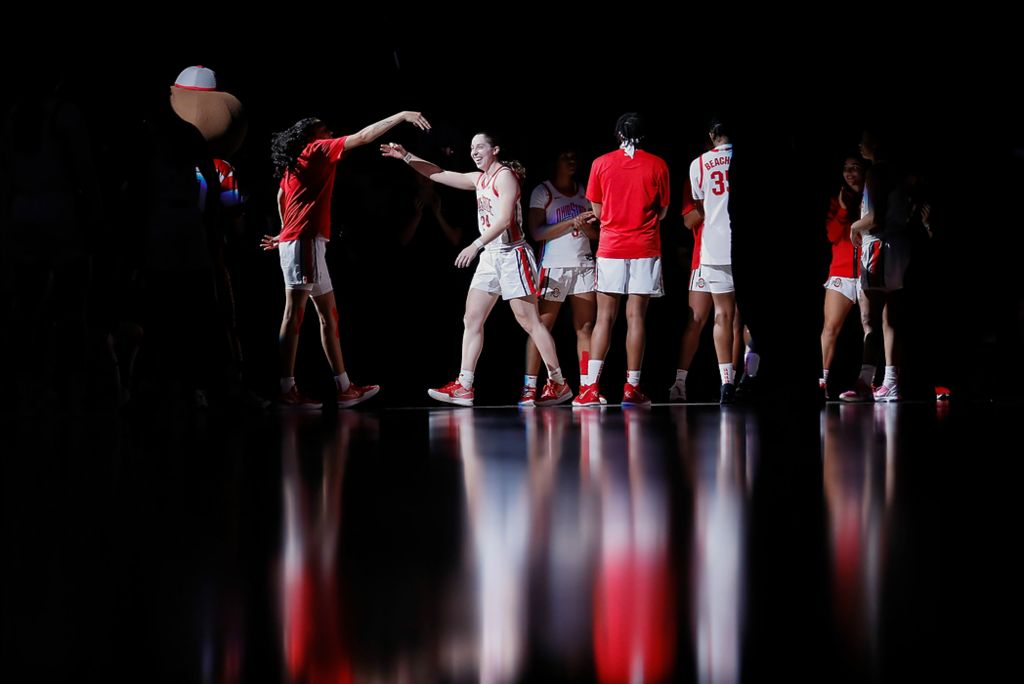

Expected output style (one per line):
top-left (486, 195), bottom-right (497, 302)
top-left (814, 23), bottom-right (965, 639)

top-left (2, 401), bottom-right (952, 682)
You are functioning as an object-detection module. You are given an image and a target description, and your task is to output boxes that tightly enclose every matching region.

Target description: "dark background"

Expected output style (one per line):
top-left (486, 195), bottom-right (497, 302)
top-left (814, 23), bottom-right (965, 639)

top-left (1, 38), bottom-right (1017, 407)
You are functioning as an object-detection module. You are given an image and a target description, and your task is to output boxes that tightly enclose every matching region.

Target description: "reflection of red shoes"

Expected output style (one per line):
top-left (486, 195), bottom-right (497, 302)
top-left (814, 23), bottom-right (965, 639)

top-left (428, 380), bottom-right (474, 406)
top-left (935, 386), bottom-right (951, 401)
top-left (337, 383), bottom-right (380, 408)
top-left (535, 380), bottom-right (573, 406)
top-left (278, 386), bottom-right (322, 410)
top-left (621, 383), bottom-right (652, 407)
top-left (518, 385), bottom-right (536, 407)
top-left (573, 384), bottom-right (602, 407)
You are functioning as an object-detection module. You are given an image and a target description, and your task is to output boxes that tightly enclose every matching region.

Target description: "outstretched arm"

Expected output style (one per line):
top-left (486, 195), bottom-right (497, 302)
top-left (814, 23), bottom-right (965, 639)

top-left (343, 111), bottom-right (431, 150)
top-left (381, 142), bottom-right (479, 190)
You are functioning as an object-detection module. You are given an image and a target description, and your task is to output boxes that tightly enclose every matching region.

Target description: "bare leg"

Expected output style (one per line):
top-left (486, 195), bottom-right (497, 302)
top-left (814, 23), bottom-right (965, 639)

top-left (279, 288), bottom-right (311, 377)
top-left (624, 294), bottom-right (650, 370)
top-left (310, 290), bottom-right (345, 374)
top-left (821, 288), bottom-right (856, 371)
top-left (882, 290), bottom-right (902, 367)
top-left (677, 290), bottom-right (713, 370)
top-left (731, 303), bottom-right (744, 370)
top-left (590, 292), bottom-right (621, 367)
top-left (510, 296), bottom-right (562, 373)
top-left (524, 298), bottom-right (562, 377)
top-left (711, 291), bottom-right (737, 364)
top-left (461, 288), bottom-right (500, 372)
top-left (860, 289), bottom-right (884, 369)
top-left (570, 291), bottom-right (597, 367)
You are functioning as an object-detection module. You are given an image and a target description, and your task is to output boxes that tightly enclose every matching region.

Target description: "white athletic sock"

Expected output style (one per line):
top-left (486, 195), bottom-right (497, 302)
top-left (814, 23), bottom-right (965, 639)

top-left (458, 370), bottom-right (475, 389)
top-left (626, 370), bottom-right (641, 387)
top-left (281, 376), bottom-right (296, 393)
top-left (719, 363), bottom-right (735, 385)
top-left (524, 374), bottom-right (538, 388)
top-left (883, 366), bottom-right (898, 386)
top-left (335, 372), bottom-right (350, 392)
top-left (549, 367), bottom-right (565, 385)
top-left (588, 359), bottom-right (604, 385)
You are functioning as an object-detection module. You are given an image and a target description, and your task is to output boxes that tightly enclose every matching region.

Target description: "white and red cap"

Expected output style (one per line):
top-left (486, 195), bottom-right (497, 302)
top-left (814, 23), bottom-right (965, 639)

top-left (173, 65), bottom-right (217, 91)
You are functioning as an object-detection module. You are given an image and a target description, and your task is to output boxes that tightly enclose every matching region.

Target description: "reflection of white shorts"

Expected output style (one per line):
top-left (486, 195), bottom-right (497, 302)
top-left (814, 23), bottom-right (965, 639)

top-left (470, 245), bottom-right (540, 300)
top-left (538, 266), bottom-right (596, 302)
top-left (824, 275), bottom-right (858, 303)
top-left (861, 235), bottom-right (910, 292)
top-left (688, 263), bottom-right (733, 294)
top-left (279, 237), bottom-right (333, 297)
top-left (596, 257), bottom-right (664, 297)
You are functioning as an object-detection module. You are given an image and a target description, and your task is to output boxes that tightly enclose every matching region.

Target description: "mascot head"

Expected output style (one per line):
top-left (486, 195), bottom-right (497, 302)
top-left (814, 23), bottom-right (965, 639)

top-left (170, 65), bottom-right (247, 158)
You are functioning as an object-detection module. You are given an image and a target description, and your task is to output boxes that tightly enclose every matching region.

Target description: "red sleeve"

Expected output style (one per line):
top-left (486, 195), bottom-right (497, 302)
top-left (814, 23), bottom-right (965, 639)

top-left (586, 160), bottom-right (603, 203)
top-left (825, 197), bottom-right (850, 244)
top-left (681, 177), bottom-right (697, 217)
top-left (325, 136), bottom-right (347, 163)
top-left (656, 160), bottom-right (670, 208)
top-left (310, 136), bottom-right (347, 164)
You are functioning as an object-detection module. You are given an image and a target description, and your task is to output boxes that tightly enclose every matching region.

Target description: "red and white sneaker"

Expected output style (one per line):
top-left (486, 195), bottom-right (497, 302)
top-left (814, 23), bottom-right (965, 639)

top-left (535, 380), bottom-right (573, 406)
top-left (839, 379), bottom-right (874, 402)
top-left (278, 386), bottom-right (322, 411)
top-left (621, 383), bottom-right (652, 407)
top-left (518, 385), bottom-right (537, 407)
top-left (428, 380), bottom-right (474, 406)
top-left (337, 382), bottom-right (380, 408)
top-left (873, 383), bottom-right (900, 402)
top-left (935, 385), bottom-right (951, 401)
top-left (572, 383), bottom-right (603, 407)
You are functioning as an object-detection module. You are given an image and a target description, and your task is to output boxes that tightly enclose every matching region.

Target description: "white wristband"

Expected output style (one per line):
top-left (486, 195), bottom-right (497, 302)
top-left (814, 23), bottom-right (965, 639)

top-left (473, 238), bottom-right (485, 250)
top-left (402, 152), bottom-right (413, 163)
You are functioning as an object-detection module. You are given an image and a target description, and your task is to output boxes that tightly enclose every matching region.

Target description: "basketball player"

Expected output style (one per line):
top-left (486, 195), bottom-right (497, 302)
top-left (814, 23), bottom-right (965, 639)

top-left (263, 111), bottom-right (430, 409)
top-left (381, 133), bottom-right (573, 407)
top-left (519, 148), bottom-right (600, 406)
top-left (574, 113), bottom-right (670, 408)
top-left (820, 156), bottom-right (866, 397)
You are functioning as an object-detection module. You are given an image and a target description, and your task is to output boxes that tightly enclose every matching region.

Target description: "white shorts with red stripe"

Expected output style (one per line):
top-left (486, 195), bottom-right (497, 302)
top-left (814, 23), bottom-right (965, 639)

top-left (279, 236), bottom-right (333, 297)
top-left (596, 257), bottom-right (664, 297)
top-left (688, 263), bottom-right (734, 294)
top-left (470, 245), bottom-right (540, 300)
top-left (824, 275), bottom-right (859, 303)
top-left (860, 235), bottom-right (910, 292)
top-left (538, 266), bottom-right (596, 302)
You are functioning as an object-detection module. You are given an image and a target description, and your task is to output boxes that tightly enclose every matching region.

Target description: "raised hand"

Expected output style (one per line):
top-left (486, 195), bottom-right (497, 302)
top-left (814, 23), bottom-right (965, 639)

top-left (381, 142), bottom-right (409, 159)
top-left (402, 111), bottom-right (431, 130)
